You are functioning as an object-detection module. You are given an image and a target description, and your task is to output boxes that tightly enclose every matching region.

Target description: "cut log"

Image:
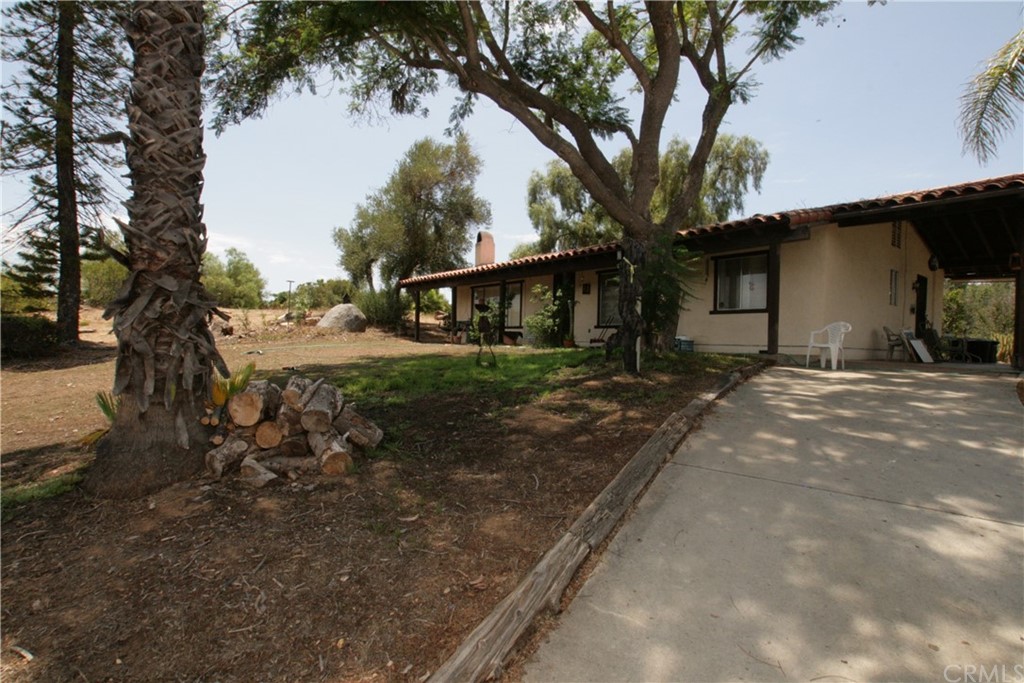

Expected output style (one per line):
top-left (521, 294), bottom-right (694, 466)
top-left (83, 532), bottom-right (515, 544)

top-left (300, 383), bottom-right (344, 433)
top-left (228, 380), bottom-right (282, 427)
top-left (332, 404), bottom-right (384, 449)
top-left (297, 377), bottom-right (325, 409)
top-left (209, 423), bottom-right (229, 446)
top-left (239, 457), bottom-right (278, 488)
top-left (308, 428), bottom-right (354, 475)
top-left (255, 420), bottom-right (283, 449)
top-left (205, 435), bottom-right (249, 478)
top-left (279, 434), bottom-right (310, 459)
top-left (249, 446), bottom-right (282, 462)
top-left (260, 455), bottom-right (319, 474)
top-left (281, 376), bottom-right (313, 409)
top-left (275, 404), bottom-right (305, 437)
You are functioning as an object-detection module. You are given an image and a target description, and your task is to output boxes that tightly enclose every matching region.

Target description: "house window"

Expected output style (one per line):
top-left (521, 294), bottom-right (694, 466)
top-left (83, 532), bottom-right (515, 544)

top-left (505, 282), bottom-right (523, 328)
top-left (597, 271), bottom-right (621, 327)
top-left (471, 282), bottom-right (523, 328)
top-left (889, 269), bottom-right (899, 306)
top-left (715, 252), bottom-right (768, 312)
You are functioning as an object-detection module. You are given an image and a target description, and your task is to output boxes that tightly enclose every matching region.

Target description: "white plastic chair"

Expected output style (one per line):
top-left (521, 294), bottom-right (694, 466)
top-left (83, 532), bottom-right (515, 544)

top-left (806, 321), bottom-right (852, 370)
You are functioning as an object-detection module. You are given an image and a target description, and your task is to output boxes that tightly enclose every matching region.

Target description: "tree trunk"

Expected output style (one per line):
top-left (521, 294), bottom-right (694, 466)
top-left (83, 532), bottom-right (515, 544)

top-left (279, 434), bottom-right (310, 459)
top-left (281, 376), bottom-right (313, 409)
top-left (275, 403), bottom-right (304, 436)
top-left (205, 434), bottom-right (248, 478)
top-left (332, 404), bottom-right (383, 449)
top-left (55, 1), bottom-right (80, 345)
top-left (228, 380), bottom-right (282, 427)
top-left (87, 394), bottom-right (209, 498)
top-left (308, 428), bottom-right (354, 475)
top-left (254, 420), bottom-right (283, 449)
top-left (85, 1), bottom-right (226, 499)
top-left (618, 236), bottom-right (646, 375)
top-left (301, 383), bottom-right (344, 433)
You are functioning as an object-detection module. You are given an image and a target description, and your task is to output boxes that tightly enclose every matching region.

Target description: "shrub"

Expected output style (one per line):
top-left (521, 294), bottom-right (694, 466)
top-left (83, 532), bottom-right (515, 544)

top-left (0, 273), bottom-right (52, 314)
top-left (419, 288), bottom-right (450, 315)
top-left (0, 314), bottom-right (59, 359)
top-left (353, 288), bottom-right (410, 329)
top-left (523, 284), bottom-right (566, 348)
top-left (81, 258), bottom-right (129, 307)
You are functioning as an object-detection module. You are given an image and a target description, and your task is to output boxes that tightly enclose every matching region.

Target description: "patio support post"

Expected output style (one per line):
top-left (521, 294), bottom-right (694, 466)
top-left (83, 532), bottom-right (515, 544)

top-left (767, 240), bottom-right (781, 355)
top-left (413, 290), bottom-right (421, 342)
top-left (1015, 261), bottom-right (1023, 370)
top-left (499, 281), bottom-right (507, 343)
top-left (451, 288), bottom-right (458, 343)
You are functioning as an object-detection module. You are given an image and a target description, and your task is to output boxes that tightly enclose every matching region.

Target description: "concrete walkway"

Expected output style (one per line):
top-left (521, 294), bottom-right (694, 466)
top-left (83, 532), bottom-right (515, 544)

top-left (523, 366), bottom-right (1024, 682)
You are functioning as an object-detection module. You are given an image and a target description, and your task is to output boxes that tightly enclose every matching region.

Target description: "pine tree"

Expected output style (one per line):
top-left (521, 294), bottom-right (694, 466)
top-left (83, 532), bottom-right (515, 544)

top-left (1, 0), bottom-right (131, 342)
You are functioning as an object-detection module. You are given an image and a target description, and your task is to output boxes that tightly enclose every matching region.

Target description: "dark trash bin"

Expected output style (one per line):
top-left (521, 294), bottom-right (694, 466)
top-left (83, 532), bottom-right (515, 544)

top-left (966, 338), bottom-right (999, 363)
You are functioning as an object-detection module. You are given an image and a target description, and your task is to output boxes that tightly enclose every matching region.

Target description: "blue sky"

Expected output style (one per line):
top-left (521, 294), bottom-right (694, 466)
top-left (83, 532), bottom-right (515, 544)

top-left (5, 2), bottom-right (1024, 296)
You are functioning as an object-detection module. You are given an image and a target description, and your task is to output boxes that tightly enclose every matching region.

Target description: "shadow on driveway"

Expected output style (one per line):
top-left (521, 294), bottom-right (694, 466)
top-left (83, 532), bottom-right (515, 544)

top-left (524, 366), bottom-right (1024, 683)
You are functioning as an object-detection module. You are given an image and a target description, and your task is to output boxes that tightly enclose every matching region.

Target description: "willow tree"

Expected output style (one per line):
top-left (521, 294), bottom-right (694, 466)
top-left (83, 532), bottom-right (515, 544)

top-left (85, 1), bottom-right (227, 499)
top-left (212, 1), bottom-right (834, 373)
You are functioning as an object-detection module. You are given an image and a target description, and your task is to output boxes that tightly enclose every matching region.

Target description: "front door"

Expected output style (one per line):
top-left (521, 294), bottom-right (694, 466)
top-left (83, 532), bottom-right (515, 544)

top-left (914, 274), bottom-right (928, 338)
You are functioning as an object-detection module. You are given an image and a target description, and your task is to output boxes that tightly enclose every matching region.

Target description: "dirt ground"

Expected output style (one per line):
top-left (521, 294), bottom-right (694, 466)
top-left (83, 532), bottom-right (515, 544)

top-left (1, 308), bottom-right (738, 682)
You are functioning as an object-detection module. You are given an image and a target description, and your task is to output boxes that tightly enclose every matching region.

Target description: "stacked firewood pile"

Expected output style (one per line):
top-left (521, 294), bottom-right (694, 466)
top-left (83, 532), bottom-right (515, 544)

top-left (204, 376), bottom-right (382, 487)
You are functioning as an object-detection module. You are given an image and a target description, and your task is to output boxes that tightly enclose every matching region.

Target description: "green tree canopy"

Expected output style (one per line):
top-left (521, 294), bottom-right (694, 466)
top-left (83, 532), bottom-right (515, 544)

top-left (211, 0), bottom-right (835, 371)
top-left (202, 248), bottom-right (267, 308)
top-left (528, 134), bottom-right (769, 252)
top-left (332, 135), bottom-right (491, 291)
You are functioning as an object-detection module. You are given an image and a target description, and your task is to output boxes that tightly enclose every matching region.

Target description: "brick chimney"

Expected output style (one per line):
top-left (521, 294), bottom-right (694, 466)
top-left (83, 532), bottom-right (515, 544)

top-left (475, 230), bottom-right (495, 266)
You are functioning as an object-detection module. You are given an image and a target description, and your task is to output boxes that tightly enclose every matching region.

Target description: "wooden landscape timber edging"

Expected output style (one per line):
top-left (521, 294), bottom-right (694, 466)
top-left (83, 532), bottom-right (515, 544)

top-left (429, 362), bottom-right (766, 682)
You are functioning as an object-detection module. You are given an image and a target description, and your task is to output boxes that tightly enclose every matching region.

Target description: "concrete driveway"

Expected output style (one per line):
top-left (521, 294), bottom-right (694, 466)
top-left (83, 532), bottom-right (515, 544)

top-left (523, 366), bottom-right (1023, 682)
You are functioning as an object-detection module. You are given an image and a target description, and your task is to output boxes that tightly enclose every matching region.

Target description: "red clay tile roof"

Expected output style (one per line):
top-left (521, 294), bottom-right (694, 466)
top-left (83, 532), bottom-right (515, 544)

top-left (399, 173), bottom-right (1024, 287)
top-left (679, 173), bottom-right (1024, 239)
top-left (398, 242), bottom-right (618, 287)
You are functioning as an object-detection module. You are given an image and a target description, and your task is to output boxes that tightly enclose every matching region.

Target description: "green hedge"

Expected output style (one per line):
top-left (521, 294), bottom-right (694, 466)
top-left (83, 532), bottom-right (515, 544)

top-left (1, 314), bottom-right (59, 359)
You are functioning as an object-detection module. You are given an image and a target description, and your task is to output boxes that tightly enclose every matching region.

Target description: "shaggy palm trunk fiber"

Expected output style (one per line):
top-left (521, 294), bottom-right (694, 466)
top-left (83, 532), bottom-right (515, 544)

top-left (85, 1), bottom-right (226, 499)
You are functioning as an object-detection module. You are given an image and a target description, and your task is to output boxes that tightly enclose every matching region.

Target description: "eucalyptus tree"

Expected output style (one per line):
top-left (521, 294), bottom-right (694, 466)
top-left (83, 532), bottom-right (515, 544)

top-left (85, 1), bottom-right (228, 499)
top-left (211, 1), bottom-right (835, 372)
top-left (1, 0), bottom-right (131, 343)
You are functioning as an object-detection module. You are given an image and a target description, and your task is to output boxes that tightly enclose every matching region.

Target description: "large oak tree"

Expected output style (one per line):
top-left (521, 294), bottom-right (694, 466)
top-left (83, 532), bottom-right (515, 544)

top-left (212, 1), bottom-right (835, 372)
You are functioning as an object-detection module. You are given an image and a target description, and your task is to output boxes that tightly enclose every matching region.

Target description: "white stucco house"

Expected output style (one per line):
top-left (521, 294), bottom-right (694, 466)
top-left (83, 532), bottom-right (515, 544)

top-left (399, 173), bottom-right (1024, 368)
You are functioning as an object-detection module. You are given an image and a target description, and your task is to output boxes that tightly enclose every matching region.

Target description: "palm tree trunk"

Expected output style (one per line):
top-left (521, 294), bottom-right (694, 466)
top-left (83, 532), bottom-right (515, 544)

top-left (86, 0), bottom-right (227, 499)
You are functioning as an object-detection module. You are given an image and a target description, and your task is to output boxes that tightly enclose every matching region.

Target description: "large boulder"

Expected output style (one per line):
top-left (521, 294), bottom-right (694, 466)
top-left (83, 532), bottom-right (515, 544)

top-left (317, 303), bottom-right (368, 333)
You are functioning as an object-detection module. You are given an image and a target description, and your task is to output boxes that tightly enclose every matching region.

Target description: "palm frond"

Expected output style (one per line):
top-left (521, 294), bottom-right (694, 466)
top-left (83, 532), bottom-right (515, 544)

top-left (959, 28), bottom-right (1024, 164)
top-left (95, 391), bottom-right (121, 423)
